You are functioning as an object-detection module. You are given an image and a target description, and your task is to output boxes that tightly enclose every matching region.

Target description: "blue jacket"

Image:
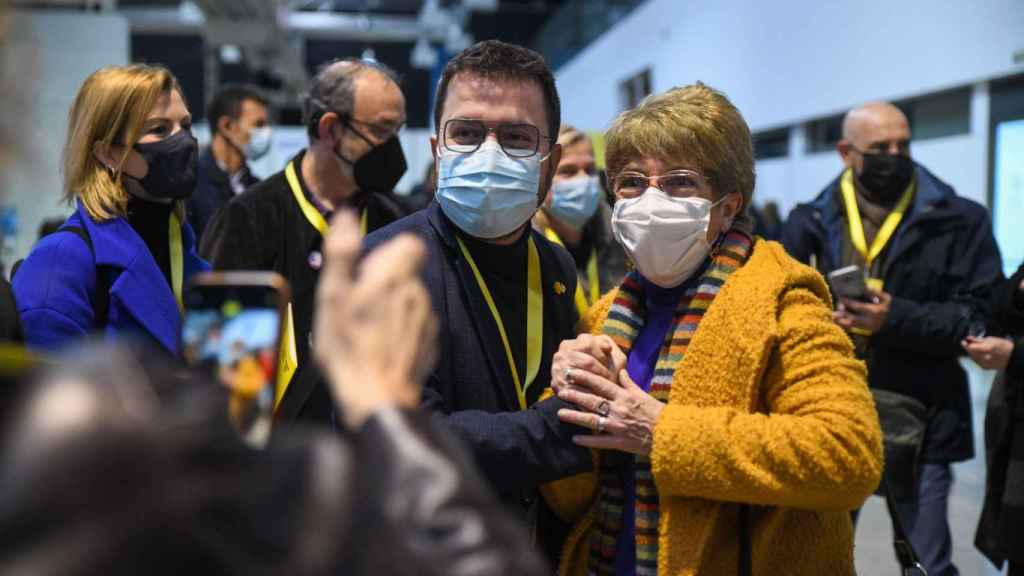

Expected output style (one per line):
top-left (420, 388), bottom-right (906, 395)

top-left (781, 163), bottom-right (1002, 462)
top-left (13, 203), bottom-right (209, 355)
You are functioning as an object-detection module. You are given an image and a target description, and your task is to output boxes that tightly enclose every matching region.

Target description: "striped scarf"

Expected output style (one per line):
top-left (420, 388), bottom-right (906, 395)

top-left (587, 230), bottom-right (754, 576)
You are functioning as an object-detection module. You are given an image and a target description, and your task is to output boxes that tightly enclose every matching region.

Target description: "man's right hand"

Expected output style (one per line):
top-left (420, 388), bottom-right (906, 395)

top-left (551, 334), bottom-right (628, 393)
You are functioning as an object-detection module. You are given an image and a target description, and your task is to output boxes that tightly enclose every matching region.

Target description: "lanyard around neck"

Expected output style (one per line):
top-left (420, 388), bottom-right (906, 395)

top-left (543, 227), bottom-right (600, 316)
top-left (285, 159), bottom-right (367, 237)
top-left (839, 168), bottom-right (915, 267)
top-left (169, 212), bottom-right (184, 313)
top-left (456, 234), bottom-right (543, 411)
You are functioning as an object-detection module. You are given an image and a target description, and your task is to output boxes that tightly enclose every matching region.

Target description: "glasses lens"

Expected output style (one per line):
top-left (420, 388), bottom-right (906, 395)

top-left (661, 172), bottom-right (704, 197)
top-left (497, 124), bottom-right (540, 157)
top-left (445, 120), bottom-right (485, 153)
top-left (614, 173), bottom-right (647, 197)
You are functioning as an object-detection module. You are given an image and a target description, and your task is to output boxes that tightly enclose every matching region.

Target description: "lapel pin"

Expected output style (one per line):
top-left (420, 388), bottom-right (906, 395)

top-left (308, 250), bottom-right (323, 270)
top-left (553, 282), bottom-right (566, 295)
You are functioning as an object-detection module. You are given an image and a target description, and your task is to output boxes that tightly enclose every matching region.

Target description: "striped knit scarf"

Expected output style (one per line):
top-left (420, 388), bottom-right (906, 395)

top-left (587, 230), bottom-right (754, 576)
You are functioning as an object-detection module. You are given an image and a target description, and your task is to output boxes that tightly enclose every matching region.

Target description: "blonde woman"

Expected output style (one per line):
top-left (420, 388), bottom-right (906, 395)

top-left (533, 126), bottom-right (626, 318)
top-left (14, 64), bottom-right (208, 355)
top-left (545, 84), bottom-right (883, 575)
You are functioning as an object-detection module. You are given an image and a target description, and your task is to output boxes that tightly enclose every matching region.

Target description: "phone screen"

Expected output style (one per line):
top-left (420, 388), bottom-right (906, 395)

top-left (183, 283), bottom-right (282, 447)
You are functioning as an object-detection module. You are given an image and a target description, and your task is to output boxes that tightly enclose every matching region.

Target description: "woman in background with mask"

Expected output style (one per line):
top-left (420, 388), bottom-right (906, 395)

top-left (14, 64), bottom-right (208, 355)
top-left (533, 125), bottom-right (626, 319)
top-left (543, 84), bottom-right (883, 575)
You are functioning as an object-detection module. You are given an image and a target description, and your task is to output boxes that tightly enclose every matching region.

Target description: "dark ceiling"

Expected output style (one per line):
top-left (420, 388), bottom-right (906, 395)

top-left (130, 0), bottom-right (570, 127)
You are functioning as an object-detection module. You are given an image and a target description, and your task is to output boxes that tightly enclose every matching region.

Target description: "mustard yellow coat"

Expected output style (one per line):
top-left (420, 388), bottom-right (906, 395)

top-left (544, 239), bottom-right (884, 576)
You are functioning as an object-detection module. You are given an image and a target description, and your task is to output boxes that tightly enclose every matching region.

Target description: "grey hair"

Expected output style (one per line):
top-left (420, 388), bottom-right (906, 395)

top-left (304, 58), bottom-right (399, 140)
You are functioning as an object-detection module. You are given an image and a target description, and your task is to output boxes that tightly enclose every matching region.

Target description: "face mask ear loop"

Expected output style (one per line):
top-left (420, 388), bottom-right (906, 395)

top-left (708, 193), bottom-right (738, 257)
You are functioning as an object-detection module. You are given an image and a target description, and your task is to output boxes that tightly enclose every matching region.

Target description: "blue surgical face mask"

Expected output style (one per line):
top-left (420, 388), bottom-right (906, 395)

top-left (244, 126), bottom-right (272, 160)
top-left (547, 175), bottom-right (601, 229)
top-left (436, 140), bottom-right (541, 239)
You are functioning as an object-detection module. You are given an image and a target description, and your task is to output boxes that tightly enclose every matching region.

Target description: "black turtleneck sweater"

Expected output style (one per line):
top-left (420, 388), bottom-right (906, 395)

top-left (458, 228), bottom-right (529, 385)
top-left (126, 197), bottom-right (173, 291)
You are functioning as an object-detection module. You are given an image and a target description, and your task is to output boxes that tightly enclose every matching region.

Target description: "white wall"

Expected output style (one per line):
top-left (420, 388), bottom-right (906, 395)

top-left (556, 1), bottom-right (1024, 215)
top-left (557, 0), bottom-right (1024, 133)
top-left (3, 11), bottom-right (129, 267)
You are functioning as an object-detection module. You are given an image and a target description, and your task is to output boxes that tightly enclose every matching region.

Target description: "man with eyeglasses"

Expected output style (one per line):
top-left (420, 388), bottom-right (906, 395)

top-left (782, 101), bottom-right (1001, 576)
top-left (362, 40), bottom-right (593, 563)
top-left (202, 59), bottom-right (409, 425)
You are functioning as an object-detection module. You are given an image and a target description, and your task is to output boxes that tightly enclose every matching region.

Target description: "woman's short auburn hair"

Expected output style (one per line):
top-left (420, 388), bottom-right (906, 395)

top-left (605, 82), bottom-right (756, 209)
top-left (63, 64), bottom-right (182, 221)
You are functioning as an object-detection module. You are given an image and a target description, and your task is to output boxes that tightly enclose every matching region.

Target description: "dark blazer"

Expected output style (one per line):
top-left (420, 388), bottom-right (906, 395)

top-left (186, 146), bottom-right (259, 244)
top-left (781, 163), bottom-right (1003, 462)
top-left (976, 263), bottom-right (1024, 568)
top-left (362, 202), bottom-right (593, 501)
top-left (13, 203), bottom-right (209, 355)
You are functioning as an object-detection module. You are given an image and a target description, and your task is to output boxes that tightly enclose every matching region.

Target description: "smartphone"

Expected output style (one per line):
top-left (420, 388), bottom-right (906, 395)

top-left (827, 265), bottom-right (870, 302)
top-left (182, 272), bottom-right (290, 448)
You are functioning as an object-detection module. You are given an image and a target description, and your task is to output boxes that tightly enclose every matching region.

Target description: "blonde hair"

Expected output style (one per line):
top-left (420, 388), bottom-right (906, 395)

top-left (605, 82), bottom-right (755, 208)
top-left (63, 64), bottom-right (183, 221)
top-left (557, 124), bottom-right (590, 148)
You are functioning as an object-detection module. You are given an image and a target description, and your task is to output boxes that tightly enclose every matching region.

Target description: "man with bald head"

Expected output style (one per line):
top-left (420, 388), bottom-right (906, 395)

top-left (202, 59), bottom-right (409, 423)
top-left (783, 102), bottom-right (1001, 575)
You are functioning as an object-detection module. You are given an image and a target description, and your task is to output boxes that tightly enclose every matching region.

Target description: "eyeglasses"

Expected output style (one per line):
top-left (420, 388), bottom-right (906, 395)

top-left (442, 119), bottom-right (553, 158)
top-left (347, 117), bottom-right (404, 145)
top-left (611, 169), bottom-right (712, 198)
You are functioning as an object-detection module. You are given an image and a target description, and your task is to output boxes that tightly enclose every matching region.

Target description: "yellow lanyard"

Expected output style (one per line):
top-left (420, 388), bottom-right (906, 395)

top-left (839, 168), bottom-right (915, 269)
top-left (285, 159), bottom-right (368, 237)
top-left (456, 235), bottom-right (543, 411)
top-left (169, 212), bottom-right (184, 313)
top-left (275, 160), bottom-right (367, 411)
top-left (542, 228), bottom-right (600, 317)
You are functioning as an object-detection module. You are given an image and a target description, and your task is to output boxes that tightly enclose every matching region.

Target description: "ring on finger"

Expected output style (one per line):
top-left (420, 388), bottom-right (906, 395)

top-left (596, 415), bottom-right (607, 434)
top-left (564, 367), bottom-right (574, 385)
top-left (597, 400), bottom-right (611, 417)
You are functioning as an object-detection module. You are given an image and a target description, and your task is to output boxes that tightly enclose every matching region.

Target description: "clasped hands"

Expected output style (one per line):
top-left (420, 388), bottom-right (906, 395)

top-left (551, 334), bottom-right (665, 456)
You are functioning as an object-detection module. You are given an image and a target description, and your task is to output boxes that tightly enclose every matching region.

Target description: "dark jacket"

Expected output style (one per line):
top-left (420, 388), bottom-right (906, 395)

top-left (187, 146), bottom-right (260, 244)
top-left (781, 163), bottom-right (1003, 462)
top-left (12, 203), bottom-right (209, 356)
top-left (976, 263), bottom-right (1024, 568)
top-left (362, 202), bottom-right (593, 556)
top-left (0, 279), bottom-right (22, 343)
top-left (200, 150), bottom-right (407, 424)
top-left (0, 344), bottom-right (548, 576)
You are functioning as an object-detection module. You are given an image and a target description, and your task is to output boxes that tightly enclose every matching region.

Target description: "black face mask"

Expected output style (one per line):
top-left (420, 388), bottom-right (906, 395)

top-left (856, 152), bottom-right (914, 202)
top-left (333, 122), bottom-right (408, 193)
top-left (133, 130), bottom-right (198, 200)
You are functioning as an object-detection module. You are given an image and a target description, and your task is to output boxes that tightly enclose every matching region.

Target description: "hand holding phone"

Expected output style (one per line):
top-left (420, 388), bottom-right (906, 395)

top-left (828, 265), bottom-right (871, 303)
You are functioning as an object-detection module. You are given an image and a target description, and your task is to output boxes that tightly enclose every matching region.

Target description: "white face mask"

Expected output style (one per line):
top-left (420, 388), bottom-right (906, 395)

top-left (611, 187), bottom-right (728, 288)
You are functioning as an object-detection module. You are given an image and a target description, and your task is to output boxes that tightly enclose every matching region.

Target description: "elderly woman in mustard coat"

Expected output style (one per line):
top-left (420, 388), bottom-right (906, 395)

top-left (544, 83), bottom-right (883, 576)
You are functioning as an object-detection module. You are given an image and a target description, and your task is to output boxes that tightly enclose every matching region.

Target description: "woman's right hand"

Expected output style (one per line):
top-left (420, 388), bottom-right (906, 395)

top-left (314, 211), bottom-right (438, 429)
top-left (551, 334), bottom-right (627, 393)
